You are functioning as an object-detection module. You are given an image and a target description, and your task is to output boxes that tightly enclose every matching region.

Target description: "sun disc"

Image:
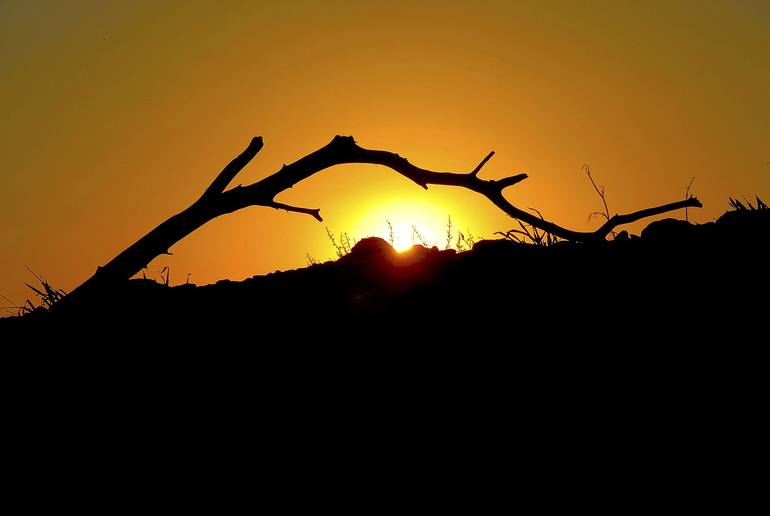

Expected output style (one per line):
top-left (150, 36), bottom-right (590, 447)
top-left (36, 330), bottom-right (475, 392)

top-left (349, 198), bottom-right (475, 253)
top-left (393, 241), bottom-right (413, 253)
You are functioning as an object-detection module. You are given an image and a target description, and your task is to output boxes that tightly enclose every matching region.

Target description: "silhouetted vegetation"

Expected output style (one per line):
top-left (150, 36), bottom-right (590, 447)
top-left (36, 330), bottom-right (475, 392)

top-left (3, 197), bottom-right (766, 340)
top-left (54, 135), bottom-right (700, 313)
top-left (1, 268), bottom-right (66, 318)
top-left (729, 196), bottom-right (767, 211)
top-left (326, 227), bottom-right (355, 258)
top-left (5, 136), bottom-right (767, 341)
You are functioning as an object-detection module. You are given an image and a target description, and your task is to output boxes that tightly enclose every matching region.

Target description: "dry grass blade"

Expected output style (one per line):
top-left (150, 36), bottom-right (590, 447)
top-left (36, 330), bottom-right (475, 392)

top-left (24, 282), bottom-right (46, 298)
top-left (495, 230), bottom-right (525, 243)
top-left (326, 227), bottom-right (346, 258)
top-left (445, 216), bottom-right (453, 250)
top-left (412, 226), bottom-right (429, 247)
top-left (157, 266), bottom-right (170, 286)
top-left (499, 208), bottom-right (560, 246)
top-left (729, 195), bottom-right (767, 212)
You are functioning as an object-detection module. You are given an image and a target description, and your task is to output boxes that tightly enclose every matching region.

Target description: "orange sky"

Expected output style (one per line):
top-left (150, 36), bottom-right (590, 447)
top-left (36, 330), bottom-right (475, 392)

top-left (1, 0), bottom-right (768, 311)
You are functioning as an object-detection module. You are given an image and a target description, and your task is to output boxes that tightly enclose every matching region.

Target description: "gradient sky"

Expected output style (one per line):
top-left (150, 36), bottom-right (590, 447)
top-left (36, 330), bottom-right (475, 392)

top-left (2, 0), bottom-right (768, 310)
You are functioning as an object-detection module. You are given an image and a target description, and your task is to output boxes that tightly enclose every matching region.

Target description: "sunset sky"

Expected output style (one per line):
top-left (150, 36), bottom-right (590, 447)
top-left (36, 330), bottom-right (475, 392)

top-left (1, 0), bottom-right (768, 309)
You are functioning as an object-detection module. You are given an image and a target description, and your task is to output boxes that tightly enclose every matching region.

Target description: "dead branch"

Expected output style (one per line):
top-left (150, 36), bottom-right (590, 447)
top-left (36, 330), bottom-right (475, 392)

top-left (200, 136), bottom-right (264, 201)
top-left (60, 135), bottom-right (702, 305)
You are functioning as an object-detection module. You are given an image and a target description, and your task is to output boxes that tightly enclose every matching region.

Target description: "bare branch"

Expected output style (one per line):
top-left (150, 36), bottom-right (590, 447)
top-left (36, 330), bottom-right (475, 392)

top-left (264, 137), bottom-right (697, 242)
top-left (268, 201), bottom-right (323, 222)
top-left (61, 134), bottom-right (705, 308)
top-left (213, 136), bottom-right (704, 245)
top-left (594, 197), bottom-right (703, 239)
top-left (494, 174), bottom-right (529, 189)
top-left (200, 136), bottom-right (263, 201)
top-left (470, 151), bottom-right (495, 177)
top-left (528, 207), bottom-right (546, 220)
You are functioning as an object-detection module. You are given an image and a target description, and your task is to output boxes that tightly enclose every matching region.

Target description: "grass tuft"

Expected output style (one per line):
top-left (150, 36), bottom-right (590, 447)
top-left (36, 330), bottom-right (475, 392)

top-left (3, 267), bottom-right (67, 317)
top-left (326, 227), bottom-right (355, 257)
top-left (495, 208), bottom-right (560, 247)
top-left (729, 196), bottom-right (767, 211)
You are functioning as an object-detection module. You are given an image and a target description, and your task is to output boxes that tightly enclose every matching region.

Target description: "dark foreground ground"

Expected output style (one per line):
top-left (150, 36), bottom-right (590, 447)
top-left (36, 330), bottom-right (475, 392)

top-left (3, 209), bottom-right (766, 467)
top-left (3, 207), bottom-right (767, 341)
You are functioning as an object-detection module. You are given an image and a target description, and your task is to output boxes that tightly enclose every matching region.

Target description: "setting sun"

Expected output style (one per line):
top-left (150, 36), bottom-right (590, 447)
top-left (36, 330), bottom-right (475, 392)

top-left (1, 1), bottom-right (768, 317)
top-left (393, 240), bottom-right (414, 253)
top-left (349, 198), bottom-right (473, 252)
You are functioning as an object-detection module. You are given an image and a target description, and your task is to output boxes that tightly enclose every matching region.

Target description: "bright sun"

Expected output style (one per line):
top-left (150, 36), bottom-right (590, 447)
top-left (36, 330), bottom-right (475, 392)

top-left (350, 199), bottom-right (452, 252)
top-left (393, 239), bottom-right (414, 253)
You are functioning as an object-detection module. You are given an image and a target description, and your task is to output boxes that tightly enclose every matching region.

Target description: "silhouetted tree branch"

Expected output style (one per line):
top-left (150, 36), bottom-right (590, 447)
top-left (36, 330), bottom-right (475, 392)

top-left (60, 135), bottom-right (702, 305)
top-left (200, 136), bottom-right (263, 201)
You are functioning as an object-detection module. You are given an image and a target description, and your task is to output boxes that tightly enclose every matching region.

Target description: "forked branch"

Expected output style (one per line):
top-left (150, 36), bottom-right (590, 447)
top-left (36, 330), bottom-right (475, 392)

top-left (200, 136), bottom-right (263, 201)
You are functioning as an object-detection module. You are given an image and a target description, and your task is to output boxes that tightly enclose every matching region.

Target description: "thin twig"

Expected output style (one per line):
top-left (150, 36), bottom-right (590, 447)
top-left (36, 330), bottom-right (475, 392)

top-left (685, 177), bottom-right (695, 222)
top-left (583, 164), bottom-right (610, 222)
top-left (446, 216), bottom-right (453, 250)
top-left (200, 137), bottom-right (263, 201)
top-left (387, 220), bottom-right (395, 247)
top-left (470, 151), bottom-right (495, 177)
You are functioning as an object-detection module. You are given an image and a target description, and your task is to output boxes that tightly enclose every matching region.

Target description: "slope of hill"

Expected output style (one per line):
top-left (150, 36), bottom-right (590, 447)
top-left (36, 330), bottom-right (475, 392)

top-left (3, 207), bottom-right (767, 340)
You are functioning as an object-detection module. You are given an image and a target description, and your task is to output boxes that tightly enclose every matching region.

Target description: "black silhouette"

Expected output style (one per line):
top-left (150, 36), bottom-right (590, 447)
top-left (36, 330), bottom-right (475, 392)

top-left (2, 196), bottom-right (767, 343)
top-left (4, 203), bottom-right (764, 337)
top-left (56, 135), bottom-right (700, 311)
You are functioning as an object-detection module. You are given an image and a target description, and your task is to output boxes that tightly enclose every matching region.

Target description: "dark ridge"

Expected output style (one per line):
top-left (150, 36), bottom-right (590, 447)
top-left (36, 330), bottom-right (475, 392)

top-left (3, 209), bottom-right (768, 340)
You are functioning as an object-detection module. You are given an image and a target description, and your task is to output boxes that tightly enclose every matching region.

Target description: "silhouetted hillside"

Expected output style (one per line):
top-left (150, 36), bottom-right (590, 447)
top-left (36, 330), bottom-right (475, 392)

top-left (3, 207), bottom-right (767, 340)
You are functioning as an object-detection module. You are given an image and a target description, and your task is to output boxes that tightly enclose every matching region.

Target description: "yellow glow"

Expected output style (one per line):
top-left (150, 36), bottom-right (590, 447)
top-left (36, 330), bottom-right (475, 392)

top-left (349, 199), bottom-right (454, 251)
top-left (1, 1), bottom-right (768, 308)
top-left (394, 241), bottom-right (414, 253)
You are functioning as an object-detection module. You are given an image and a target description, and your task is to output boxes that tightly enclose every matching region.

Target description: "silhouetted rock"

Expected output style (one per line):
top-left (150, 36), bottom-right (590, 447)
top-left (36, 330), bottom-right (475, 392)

top-left (472, 239), bottom-right (519, 253)
top-left (341, 237), bottom-right (396, 266)
top-left (717, 207), bottom-right (770, 235)
top-left (640, 218), bottom-right (696, 242)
